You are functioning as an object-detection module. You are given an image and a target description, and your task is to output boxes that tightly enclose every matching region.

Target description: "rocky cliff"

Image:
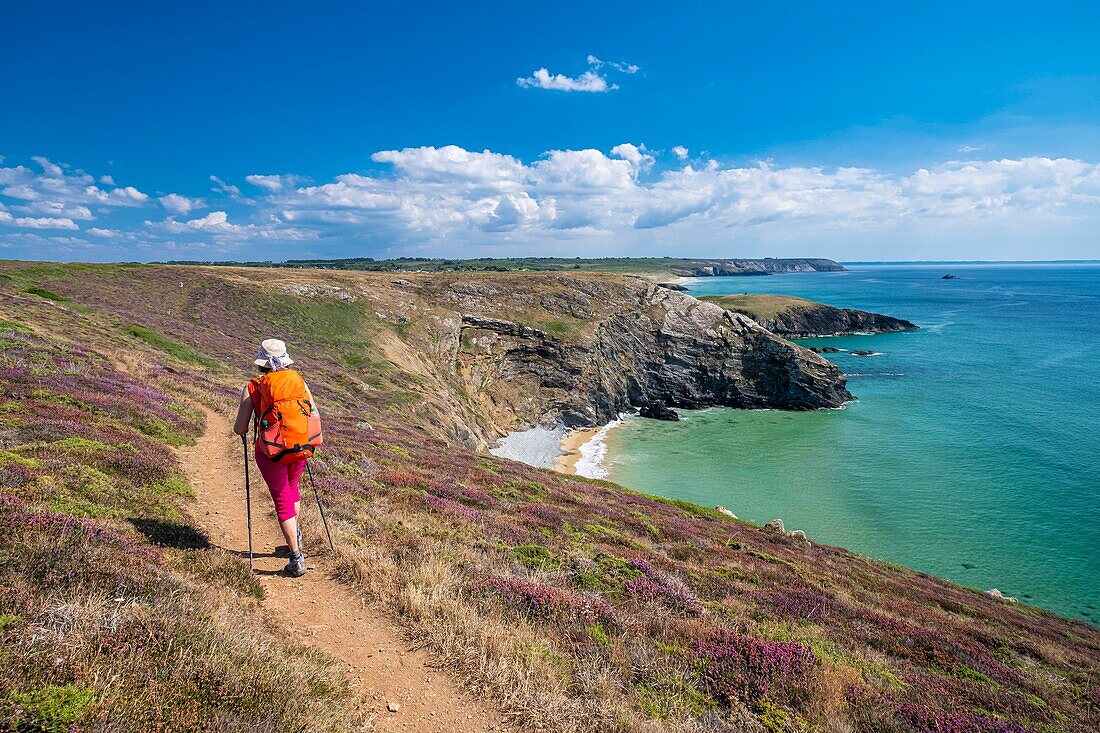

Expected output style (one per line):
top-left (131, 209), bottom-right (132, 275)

top-left (675, 258), bottom-right (844, 277)
top-left (702, 294), bottom-right (918, 338)
top-left (449, 277), bottom-right (850, 433)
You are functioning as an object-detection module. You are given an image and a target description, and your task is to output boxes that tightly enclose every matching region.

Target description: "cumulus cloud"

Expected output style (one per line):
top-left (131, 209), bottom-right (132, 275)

top-left (0, 157), bottom-right (149, 222)
top-left (517, 55), bottom-right (638, 93)
top-left (672, 145), bottom-right (690, 160)
top-left (4, 148), bottom-right (1100, 259)
top-left (159, 193), bottom-right (203, 215)
top-left (517, 68), bottom-right (613, 93)
top-left (0, 214), bottom-right (80, 230)
top-left (156, 210), bottom-right (243, 234)
top-left (257, 149), bottom-right (1100, 248)
top-left (246, 174), bottom-right (309, 192)
top-left (610, 143), bottom-right (655, 176)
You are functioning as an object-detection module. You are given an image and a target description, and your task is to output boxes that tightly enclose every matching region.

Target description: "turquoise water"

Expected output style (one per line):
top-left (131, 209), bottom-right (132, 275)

top-left (603, 264), bottom-right (1100, 621)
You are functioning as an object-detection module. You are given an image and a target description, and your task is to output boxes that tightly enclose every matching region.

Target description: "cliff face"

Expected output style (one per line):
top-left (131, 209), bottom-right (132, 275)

top-left (702, 294), bottom-right (918, 338)
top-left (677, 258), bottom-right (844, 277)
top-left (453, 278), bottom-right (850, 431)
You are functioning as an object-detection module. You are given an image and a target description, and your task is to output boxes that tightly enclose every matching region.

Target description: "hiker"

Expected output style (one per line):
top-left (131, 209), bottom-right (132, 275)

top-left (233, 338), bottom-right (322, 577)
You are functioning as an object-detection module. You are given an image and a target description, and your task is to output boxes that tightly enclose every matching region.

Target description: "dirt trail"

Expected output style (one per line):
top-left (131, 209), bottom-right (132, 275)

top-left (180, 407), bottom-right (503, 733)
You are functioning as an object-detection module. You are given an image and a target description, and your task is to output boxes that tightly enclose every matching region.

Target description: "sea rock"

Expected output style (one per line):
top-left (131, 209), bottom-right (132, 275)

top-left (941, 274), bottom-right (959, 280)
top-left (850, 350), bottom-right (876, 356)
top-left (809, 347), bottom-right (842, 353)
top-left (715, 506), bottom-right (738, 520)
top-left (639, 402), bottom-right (680, 421)
top-left (765, 519), bottom-right (785, 533)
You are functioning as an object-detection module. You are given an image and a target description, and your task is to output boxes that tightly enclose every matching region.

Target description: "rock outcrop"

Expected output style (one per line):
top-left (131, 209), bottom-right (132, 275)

top-left (702, 294), bottom-right (917, 338)
top-left (453, 278), bottom-right (850, 432)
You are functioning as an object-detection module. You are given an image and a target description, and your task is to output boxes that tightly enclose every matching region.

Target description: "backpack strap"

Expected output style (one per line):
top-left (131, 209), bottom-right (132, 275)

top-left (247, 375), bottom-right (274, 432)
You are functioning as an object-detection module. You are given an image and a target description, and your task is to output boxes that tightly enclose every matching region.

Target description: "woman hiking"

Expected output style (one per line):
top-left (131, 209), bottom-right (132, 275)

top-left (233, 339), bottom-right (323, 577)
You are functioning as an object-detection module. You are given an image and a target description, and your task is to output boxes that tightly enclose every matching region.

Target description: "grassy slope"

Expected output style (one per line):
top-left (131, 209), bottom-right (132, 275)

top-left (2, 262), bottom-right (1098, 733)
top-left (0, 277), bottom-right (365, 730)
top-left (699, 295), bottom-right (818, 322)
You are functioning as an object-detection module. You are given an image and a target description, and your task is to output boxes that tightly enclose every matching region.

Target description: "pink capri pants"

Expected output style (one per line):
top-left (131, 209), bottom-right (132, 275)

top-left (255, 452), bottom-right (305, 521)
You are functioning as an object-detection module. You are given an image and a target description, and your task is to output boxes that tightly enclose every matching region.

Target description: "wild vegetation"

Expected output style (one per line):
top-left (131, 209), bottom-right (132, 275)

top-left (2, 261), bottom-right (1097, 733)
top-left (0, 295), bottom-right (365, 730)
top-left (700, 295), bottom-right (821, 322)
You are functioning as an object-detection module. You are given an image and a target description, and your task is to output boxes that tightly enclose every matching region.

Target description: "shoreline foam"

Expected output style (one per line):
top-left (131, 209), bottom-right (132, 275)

top-left (553, 427), bottom-right (600, 474)
top-left (567, 418), bottom-right (626, 479)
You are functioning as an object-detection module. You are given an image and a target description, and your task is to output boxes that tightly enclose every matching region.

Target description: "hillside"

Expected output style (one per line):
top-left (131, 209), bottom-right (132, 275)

top-left (701, 294), bottom-right (919, 337)
top-left (2, 261), bottom-right (1098, 733)
top-left (159, 256), bottom-right (846, 280)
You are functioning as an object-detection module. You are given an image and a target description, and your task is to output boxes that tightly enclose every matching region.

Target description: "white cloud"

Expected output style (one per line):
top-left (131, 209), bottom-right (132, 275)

top-left (517, 68), bottom-right (614, 93)
top-left (371, 146), bottom-right (528, 187)
top-left (4, 148), bottom-right (1100, 260)
top-left (159, 193), bottom-right (203, 215)
top-left (517, 55), bottom-right (638, 93)
top-left (586, 55), bottom-right (640, 74)
top-left (210, 175), bottom-right (254, 203)
top-left (256, 148), bottom-right (1100, 249)
top-left (0, 157), bottom-right (148, 222)
top-left (245, 174), bottom-right (308, 192)
top-left (0, 215), bottom-right (80, 230)
top-left (31, 156), bottom-right (64, 176)
top-left (672, 145), bottom-right (690, 160)
top-left (610, 143), bottom-right (655, 176)
top-left (158, 210), bottom-right (243, 233)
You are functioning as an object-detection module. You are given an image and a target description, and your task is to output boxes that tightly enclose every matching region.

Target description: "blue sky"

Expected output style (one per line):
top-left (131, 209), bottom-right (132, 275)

top-left (2, 1), bottom-right (1099, 262)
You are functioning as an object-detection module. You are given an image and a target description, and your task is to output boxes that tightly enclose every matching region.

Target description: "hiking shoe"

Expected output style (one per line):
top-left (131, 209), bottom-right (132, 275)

top-left (285, 551), bottom-right (306, 577)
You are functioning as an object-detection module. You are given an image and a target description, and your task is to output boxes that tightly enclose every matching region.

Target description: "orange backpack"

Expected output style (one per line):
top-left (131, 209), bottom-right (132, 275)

top-left (247, 370), bottom-right (323, 465)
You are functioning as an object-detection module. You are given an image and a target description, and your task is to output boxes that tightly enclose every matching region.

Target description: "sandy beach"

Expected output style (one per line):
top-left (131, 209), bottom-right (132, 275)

top-left (553, 427), bottom-right (600, 474)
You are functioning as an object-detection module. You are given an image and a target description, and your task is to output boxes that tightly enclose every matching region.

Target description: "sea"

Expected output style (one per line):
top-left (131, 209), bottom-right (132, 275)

top-left (594, 263), bottom-right (1099, 622)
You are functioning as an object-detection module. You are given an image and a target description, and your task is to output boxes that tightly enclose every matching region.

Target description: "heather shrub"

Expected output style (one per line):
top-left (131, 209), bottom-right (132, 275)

top-left (0, 326), bottom-right (365, 732)
top-left (472, 574), bottom-right (613, 626)
top-left (694, 627), bottom-right (817, 709)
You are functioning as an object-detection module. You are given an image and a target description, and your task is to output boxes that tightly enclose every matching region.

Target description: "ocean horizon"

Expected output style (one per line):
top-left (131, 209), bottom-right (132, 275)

top-left (591, 263), bottom-right (1099, 622)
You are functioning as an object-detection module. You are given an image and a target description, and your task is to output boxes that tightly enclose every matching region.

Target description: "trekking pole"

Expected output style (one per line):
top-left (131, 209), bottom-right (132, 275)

top-left (241, 435), bottom-right (254, 572)
top-left (304, 461), bottom-right (335, 552)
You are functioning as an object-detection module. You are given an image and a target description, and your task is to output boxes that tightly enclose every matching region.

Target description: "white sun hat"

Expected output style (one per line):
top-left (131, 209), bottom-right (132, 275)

top-left (254, 338), bottom-right (294, 370)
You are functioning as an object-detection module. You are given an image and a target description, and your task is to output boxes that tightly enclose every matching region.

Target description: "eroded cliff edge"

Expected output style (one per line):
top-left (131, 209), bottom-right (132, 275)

top-left (701, 293), bottom-right (918, 338)
top-left (445, 276), bottom-right (850, 439)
